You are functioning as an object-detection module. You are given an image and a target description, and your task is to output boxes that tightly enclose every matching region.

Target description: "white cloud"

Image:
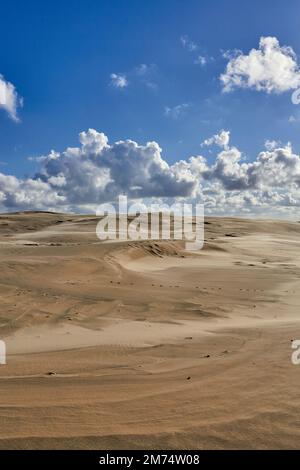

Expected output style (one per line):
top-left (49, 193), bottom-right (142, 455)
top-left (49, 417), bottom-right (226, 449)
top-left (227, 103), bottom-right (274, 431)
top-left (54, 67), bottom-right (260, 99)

top-left (202, 141), bottom-right (300, 196)
top-left (221, 36), bottom-right (300, 94)
top-left (110, 73), bottom-right (128, 89)
top-left (201, 130), bottom-right (230, 149)
top-left (181, 37), bottom-right (213, 65)
top-left (110, 64), bottom-right (159, 90)
top-left (164, 103), bottom-right (191, 119)
top-left (1, 129), bottom-right (300, 217)
top-left (32, 129), bottom-right (196, 209)
top-left (79, 128), bottom-right (108, 154)
top-left (264, 139), bottom-right (281, 151)
top-left (0, 74), bottom-right (23, 121)
top-left (0, 173), bottom-right (65, 210)
top-left (47, 174), bottom-right (67, 187)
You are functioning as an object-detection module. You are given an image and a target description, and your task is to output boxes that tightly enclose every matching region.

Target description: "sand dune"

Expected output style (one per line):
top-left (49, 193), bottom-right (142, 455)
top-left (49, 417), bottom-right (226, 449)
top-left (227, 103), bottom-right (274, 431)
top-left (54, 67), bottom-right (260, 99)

top-left (0, 212), bottom-right (300, 449)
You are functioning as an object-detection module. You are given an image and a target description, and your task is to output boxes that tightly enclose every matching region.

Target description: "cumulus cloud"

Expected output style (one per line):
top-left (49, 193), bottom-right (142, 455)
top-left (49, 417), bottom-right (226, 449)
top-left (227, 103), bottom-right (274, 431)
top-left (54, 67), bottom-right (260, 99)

top-left (110, 73), bottom-right (128, 89)
top-left (264, 139), bottom-right (281, 151)
top-left (221, 36), bottom-right (300, 93)
top-left (0, 74), bottom-right (23, 121)
top-left (0, 129), bottom-right (300, 217)
top-left (0, 173), bottom-right (65, 210)
top-left (3, 129), bottom-right (183, 211)
top-left (200, 140), bottom-right (300, 196)
top-left (201, 130), bottom-right (230, 149)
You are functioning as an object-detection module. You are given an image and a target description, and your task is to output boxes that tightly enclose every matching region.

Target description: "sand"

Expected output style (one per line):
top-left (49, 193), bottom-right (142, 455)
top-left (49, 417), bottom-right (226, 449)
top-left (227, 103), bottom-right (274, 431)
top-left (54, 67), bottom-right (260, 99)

top-left (0, 212), bottom-right (300, 449)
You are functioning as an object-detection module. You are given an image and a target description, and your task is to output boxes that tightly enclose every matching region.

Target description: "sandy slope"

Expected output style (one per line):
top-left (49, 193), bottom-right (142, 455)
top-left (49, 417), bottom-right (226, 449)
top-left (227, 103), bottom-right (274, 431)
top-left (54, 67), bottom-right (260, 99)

top-left (0, 212), bottom-right (300, 449)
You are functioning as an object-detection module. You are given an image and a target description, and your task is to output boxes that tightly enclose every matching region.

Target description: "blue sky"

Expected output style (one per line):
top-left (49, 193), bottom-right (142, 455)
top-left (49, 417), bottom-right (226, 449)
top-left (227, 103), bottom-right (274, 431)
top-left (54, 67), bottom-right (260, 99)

top-left (1, 0), bottom-right (300, 216)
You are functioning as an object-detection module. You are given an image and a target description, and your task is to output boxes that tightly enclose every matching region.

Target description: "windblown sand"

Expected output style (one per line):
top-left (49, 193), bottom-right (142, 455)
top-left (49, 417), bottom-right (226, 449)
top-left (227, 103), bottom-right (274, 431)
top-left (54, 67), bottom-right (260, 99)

top-left (0, 212), bottom-right (300, 449)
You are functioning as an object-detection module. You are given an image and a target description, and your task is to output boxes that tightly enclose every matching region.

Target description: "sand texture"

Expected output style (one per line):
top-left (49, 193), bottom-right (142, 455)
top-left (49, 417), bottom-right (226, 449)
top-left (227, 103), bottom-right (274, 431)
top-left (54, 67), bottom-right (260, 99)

top-left (0, 212), bottom-right (300, 449)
